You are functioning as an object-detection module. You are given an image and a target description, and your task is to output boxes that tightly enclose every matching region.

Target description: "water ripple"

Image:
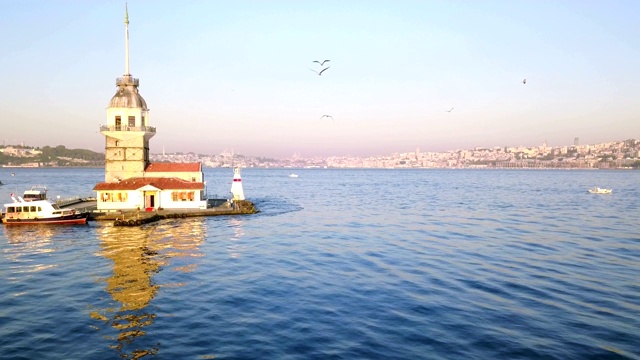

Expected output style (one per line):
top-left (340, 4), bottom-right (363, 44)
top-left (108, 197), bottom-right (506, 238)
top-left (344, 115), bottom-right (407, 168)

top-left (1, 169), bottom-right (640, 359)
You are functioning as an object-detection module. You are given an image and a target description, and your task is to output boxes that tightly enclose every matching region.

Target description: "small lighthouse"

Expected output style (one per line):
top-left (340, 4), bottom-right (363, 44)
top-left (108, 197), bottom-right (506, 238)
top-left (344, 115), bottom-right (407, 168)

top-left (230, 167), bottom-right (245, 201)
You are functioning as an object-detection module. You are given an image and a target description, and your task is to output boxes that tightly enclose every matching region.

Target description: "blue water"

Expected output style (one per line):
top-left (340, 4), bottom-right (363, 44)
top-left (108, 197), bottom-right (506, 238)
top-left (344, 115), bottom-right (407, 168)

top-left (0, 168), bottom-right (638, 359)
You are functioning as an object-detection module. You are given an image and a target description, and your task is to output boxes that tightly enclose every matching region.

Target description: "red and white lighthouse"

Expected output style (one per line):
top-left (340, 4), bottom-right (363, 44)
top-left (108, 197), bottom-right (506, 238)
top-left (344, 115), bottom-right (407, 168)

top-left (230, 167), bottom-right (245, 201)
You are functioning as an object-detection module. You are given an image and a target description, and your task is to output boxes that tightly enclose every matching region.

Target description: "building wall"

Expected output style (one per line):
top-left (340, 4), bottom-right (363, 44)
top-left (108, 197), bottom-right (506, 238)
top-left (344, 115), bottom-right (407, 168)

top-left (104, 135), bottom-right (148, 182)
top-left (96, 190), bottom-right (144, 211)
top-left (158, 191), bottom-right (207, 210)
top-left (103, 105), bottom-right (155, 183)
top-left (96, 189), bottom-right (206, 211)
top-left (106, 106), bottom-right (149, 128)
top-left (145, 171), bottom-right (203, 182)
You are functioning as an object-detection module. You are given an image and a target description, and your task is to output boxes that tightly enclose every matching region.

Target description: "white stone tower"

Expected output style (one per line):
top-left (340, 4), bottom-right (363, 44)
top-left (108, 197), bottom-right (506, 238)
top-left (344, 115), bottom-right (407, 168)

top-left (100, 4), bottom-right (155, 183)
top-left (230, 167), bottom-right (245, 201)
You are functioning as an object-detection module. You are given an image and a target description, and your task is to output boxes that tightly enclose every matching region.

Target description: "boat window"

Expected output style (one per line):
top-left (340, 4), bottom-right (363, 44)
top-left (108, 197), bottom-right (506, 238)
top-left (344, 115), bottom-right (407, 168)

top-left (38, 207), bottom-right (42, 211)
top-left (7, 206), bottom-right (15, 213)
top-left (16, 207), bottom-right (22, 213)
top-left (30, 206), bottom-right (36, 212)
top-left (53, 211), bottom-right (61, 215)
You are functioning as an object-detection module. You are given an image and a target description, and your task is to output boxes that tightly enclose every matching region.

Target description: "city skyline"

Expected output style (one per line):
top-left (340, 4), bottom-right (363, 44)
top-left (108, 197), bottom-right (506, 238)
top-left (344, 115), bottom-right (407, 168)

top-left (1, 137), bottom-right (637, 162)
top-left (1, 1), bottom-right (639, 158)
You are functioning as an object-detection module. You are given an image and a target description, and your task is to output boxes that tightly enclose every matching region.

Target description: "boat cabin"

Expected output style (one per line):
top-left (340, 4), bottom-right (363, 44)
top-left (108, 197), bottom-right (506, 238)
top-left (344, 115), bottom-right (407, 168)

top-left (3, 201), bottom-right (77, 221)
top-left (22, 186), bottom-right (48, 202)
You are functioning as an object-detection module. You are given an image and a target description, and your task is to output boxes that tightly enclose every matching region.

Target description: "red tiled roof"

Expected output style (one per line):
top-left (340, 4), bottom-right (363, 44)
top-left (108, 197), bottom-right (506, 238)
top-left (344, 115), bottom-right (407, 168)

top-left (145, 162), bottom-right (201, 172)
top-left (93, 177), bottom-right (204, 191)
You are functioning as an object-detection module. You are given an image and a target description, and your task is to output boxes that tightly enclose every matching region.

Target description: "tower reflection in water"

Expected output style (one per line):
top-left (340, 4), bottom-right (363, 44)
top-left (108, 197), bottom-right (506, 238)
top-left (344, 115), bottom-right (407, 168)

top-left (91, 218), bottom-right (206, 359)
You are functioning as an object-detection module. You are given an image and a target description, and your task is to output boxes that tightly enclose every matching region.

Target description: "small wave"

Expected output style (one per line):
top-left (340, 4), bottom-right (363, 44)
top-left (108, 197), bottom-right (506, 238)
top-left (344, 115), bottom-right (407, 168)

top-left (251, 197), bottom-right (303, 217)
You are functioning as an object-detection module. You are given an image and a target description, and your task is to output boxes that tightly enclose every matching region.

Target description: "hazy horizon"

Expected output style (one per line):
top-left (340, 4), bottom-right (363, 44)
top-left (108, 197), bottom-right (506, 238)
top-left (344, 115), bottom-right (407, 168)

top-left (1, 1), bottom-right (638, 158)
top-left (2, 136), bottom-right (636, 160)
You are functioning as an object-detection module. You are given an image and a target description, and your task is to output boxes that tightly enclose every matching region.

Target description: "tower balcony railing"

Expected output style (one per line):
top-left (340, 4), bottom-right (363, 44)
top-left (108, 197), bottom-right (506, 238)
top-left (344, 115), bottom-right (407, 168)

top-left (100, 125), bottom-right (156, 133)
top-left (116, 76), bottom-right (139, 86)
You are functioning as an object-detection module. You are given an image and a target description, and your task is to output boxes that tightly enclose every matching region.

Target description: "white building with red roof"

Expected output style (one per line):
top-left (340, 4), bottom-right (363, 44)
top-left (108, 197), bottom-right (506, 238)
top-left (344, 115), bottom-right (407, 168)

top-left (93, 6), bottom-right (206, 211)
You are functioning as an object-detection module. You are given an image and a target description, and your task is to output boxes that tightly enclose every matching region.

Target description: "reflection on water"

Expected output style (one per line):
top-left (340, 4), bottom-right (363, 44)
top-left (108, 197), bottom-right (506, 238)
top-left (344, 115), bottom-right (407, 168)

top-left (2, 226), bottom-right (62, 284)
top-left (90, 218), bottom-right (206, 359)
top-left (227, 217), bottom-right (245, 258)
top-left (3, 225), bottom-right (59, 244)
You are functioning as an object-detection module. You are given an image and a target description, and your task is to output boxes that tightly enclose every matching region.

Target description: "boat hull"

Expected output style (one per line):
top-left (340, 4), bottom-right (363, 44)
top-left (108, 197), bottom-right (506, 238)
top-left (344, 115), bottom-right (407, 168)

top-left (2, 213), bottom-right (89, 225)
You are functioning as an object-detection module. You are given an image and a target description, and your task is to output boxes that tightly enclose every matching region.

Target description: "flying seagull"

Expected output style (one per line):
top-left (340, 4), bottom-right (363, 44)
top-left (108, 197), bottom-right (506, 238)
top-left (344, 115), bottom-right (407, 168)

top-left (309, 66), bottom-right (330, 76)
top-left (313, 60), bottom-right (330, 66)
top-left (523, 79), bottom-right (527, 84)
top-left (320, 115), bottom-right (334, 122)
top-left (446, 107), bottom-right (454, 113)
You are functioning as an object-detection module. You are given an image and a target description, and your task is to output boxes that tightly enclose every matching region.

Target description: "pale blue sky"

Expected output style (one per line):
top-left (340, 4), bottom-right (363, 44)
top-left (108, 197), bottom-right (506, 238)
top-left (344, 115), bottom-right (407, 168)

top-left (1, 1), bottom-right (638, 157)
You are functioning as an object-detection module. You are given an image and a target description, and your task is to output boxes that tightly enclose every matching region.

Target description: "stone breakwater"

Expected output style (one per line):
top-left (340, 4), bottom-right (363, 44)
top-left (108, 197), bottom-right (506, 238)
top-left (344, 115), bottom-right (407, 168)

top-left (89, 200), bottom-right (258, 226)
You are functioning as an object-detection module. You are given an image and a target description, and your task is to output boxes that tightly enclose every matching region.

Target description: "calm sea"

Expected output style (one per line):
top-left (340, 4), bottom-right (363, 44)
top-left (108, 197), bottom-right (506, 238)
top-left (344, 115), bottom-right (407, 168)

top-left (0, 168), bottom-right (638, 360)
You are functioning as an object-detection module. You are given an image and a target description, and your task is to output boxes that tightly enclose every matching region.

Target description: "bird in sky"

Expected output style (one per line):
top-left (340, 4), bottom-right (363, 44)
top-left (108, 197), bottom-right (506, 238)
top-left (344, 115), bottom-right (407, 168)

top-left (446, 107), bottom-right (454, 113)
top-left (320, 115), bottom-right (334, 122)
top-left (310, 66), bottom-right (330, 76)
top-left (523, 79), bottom-right (527, 84)
top-left (313, 60), bottom-right (330, 66)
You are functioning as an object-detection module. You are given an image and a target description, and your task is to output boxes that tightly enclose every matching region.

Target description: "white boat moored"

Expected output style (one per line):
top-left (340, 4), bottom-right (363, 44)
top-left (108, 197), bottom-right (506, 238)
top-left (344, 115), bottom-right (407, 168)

top-left (1, 187), bottom-right (89, 225)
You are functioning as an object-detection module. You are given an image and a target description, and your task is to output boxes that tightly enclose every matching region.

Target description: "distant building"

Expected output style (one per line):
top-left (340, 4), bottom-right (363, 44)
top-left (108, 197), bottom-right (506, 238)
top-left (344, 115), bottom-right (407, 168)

top-left (93, 6), bottom-right (206, 211)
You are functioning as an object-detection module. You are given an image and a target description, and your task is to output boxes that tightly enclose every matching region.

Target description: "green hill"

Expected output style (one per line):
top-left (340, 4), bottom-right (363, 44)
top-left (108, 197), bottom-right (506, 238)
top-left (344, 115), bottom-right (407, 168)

top-left (0, 145), bottom-right (104, 167)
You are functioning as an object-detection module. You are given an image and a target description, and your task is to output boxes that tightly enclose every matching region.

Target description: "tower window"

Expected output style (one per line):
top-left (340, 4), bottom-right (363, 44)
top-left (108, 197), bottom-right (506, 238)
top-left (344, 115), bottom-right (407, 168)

top-left (115, 116), bottom-right (121, 131)
top-left (128, 116), bottom-right (135, 127)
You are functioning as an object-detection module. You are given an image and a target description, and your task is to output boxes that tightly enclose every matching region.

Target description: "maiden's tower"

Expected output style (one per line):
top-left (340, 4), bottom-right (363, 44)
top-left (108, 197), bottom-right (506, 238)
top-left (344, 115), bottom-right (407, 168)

top-left (93, 6), bottom-right (206, 212)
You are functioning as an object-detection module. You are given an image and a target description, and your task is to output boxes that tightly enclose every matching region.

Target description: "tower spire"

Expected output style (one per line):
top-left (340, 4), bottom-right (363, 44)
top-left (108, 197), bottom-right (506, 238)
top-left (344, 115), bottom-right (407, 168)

top-left (124, 3), bottom-right (130, 76)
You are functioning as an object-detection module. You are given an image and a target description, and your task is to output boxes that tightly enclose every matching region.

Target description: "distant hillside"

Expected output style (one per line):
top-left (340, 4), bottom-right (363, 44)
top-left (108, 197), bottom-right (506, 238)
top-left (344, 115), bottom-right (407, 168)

top-left (0, 145), bottom-right (104, 167)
